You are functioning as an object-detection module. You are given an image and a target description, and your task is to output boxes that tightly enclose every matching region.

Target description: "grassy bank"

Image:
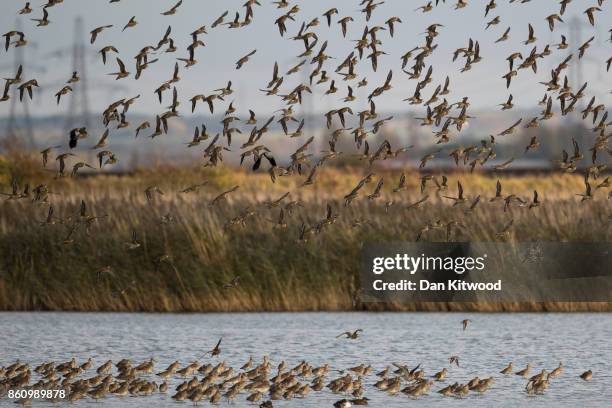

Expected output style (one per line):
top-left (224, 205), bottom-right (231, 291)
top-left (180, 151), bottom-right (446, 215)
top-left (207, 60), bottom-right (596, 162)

top-left (0, 155), bottom-right (610, 312)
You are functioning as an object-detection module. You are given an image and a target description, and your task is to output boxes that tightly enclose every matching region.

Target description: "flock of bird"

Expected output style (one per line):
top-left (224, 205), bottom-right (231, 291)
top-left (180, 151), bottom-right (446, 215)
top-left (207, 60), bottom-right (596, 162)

top-left (0, 322), bottom-right (596, 406)
top-left (1, 0), bottom-right (611, 246)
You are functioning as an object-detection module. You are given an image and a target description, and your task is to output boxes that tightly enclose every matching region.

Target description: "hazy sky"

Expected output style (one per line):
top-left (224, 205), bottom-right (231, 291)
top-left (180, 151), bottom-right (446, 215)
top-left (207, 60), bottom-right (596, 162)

top-left (0, 0), bottom-right (610, 119)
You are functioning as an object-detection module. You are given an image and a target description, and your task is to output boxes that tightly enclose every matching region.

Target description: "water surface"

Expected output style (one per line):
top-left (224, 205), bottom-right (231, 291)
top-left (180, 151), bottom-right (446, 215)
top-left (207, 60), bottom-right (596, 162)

top-left (1, 312), bottom-right (610, 407)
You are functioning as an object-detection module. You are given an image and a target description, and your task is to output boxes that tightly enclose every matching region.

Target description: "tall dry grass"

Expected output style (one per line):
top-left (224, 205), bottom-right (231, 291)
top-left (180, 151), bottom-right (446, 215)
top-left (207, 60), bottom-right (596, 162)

top-left (0, 154), bottom-right (610, 312)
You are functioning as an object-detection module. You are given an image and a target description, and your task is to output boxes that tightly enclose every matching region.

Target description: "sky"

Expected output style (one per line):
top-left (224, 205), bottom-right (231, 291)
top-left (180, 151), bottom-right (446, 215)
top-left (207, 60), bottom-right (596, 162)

top-left (0, 0), bottom-right (610, 120)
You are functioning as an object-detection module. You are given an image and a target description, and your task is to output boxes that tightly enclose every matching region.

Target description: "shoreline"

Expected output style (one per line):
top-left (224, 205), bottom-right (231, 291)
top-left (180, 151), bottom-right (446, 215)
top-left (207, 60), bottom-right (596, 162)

top-left (2, 302), bottom-right (611, 313)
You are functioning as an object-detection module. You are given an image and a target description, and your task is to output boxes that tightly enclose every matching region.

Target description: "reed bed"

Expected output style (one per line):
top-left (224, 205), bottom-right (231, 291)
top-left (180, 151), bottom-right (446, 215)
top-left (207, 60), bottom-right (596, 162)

top-left (0, 155), bottom-right (610, 312)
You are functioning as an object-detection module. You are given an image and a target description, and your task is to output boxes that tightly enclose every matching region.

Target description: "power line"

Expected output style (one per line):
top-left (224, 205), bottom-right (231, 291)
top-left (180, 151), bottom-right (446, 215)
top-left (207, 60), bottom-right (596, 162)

top-left (64, 16), bottom-right (91, 133)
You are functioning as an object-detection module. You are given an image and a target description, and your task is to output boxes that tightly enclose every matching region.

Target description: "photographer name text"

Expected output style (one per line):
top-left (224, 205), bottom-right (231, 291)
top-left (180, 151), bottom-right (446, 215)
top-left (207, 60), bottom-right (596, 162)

top-left (372, 279), bottom-right (502, 291)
